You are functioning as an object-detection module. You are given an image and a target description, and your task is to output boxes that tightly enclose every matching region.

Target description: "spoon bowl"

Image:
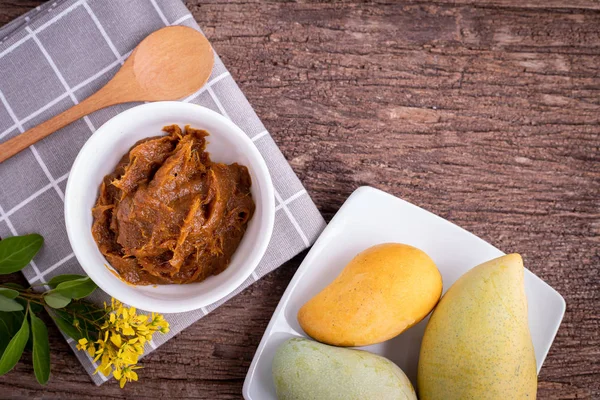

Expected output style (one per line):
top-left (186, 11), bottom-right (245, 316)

top-left (114, 26), bottom-right (214, 102)
top-left (0, 26), bottom-right (214, 163)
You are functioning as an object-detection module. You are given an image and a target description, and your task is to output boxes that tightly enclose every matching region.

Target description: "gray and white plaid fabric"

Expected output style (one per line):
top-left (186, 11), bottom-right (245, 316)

top-left (0, 0), bottom-right (325, 385)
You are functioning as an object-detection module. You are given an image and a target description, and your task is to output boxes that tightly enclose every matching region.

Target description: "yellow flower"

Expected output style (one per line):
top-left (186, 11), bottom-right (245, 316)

top-left (121, 324), bottom-right (135, 336)
top-left (73, 297), bottom-right (169, 388)
top-left (110, 333), bottom-right (122, 347)
top-left (76, 338), bottom-right (88, 350)
top-left (95, 352), bottom-right (113, 377)
top-left (76, 338), bottom-right (96, 357)
top-left (116, 366), bottom-right (140, 388)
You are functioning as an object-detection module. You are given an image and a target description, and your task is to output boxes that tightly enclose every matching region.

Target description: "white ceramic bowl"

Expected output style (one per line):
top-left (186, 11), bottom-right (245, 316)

top-left (65, 102), bottom-right (275, 313)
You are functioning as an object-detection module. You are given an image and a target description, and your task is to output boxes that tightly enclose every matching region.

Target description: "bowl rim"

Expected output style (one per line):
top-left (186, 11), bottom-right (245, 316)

top-left (64, 101), bottom-right (275, 313)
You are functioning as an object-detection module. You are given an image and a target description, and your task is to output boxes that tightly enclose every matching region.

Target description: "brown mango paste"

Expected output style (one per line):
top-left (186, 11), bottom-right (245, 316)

top-left (91, 124), bottom-right (255, 285)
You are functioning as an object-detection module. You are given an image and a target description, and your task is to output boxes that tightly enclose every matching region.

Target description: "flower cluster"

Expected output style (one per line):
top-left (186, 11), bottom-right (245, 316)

top-left (76, 299), bottom-right (169, 388)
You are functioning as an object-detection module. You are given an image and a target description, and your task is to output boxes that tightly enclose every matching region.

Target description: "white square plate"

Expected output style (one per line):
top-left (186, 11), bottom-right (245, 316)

top-left (243, 186), bottom-right (565, 399)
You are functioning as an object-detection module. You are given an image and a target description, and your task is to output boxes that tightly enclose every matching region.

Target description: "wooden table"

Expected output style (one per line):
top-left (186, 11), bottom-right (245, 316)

top-left (1, 1), bottom-right (599, 398)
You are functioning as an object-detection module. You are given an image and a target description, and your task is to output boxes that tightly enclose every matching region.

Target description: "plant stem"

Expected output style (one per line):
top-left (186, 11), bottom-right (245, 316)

top-left (16, 291), bottom-right (44, 300)
top-left (15, 293), bottom-right (104, 331)
top-left (1, 283), bottom-right (106, 336)
top-left (46, 304), bottom-right (104, 330)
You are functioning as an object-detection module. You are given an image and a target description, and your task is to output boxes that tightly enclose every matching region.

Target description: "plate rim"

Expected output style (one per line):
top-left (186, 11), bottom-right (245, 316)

top-left (242, 185), bottom-right (566, 399)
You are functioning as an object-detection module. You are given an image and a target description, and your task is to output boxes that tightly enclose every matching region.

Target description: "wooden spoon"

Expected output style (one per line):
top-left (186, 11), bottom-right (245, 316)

top-left (0, 26), bottom-right (214, 163)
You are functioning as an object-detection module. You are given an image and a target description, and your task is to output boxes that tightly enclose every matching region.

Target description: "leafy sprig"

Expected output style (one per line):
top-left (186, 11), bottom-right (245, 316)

top-left (0, 234), bottom-right (169, 388)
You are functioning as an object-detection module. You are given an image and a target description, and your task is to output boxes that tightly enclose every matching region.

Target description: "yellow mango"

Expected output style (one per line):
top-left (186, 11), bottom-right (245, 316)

top-left (298, 243), bottom-right (442, 347)
top-left (417, 254), bottom-right (537, 399)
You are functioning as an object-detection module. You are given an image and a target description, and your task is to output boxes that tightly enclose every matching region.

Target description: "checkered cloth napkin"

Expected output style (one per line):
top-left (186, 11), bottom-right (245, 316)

top-left (0, 0), bottom-right (325, 385)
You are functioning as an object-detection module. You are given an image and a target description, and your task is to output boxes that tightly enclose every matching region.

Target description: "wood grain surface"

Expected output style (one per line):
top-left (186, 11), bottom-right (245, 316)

top-left (1, 1), bottom-right (599, 399)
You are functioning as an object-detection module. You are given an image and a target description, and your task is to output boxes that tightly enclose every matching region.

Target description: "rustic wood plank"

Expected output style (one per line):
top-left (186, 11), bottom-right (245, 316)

top-left (429, 0), bottom-right (600, 10)
top-left (1, 1), bottom-right (599, 399)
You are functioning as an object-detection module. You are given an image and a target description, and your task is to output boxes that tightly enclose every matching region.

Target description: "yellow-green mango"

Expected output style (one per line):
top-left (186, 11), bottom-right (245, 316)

top-left (298, 243), bottom-right (442, 346)
top-left (272, 338), bottom-right (416, 400)
top-left (418, 254), bottom-right (537, 399)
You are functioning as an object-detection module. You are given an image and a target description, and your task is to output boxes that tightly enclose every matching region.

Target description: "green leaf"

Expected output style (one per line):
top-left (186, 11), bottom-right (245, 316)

top-left (47, 274), bottom-right (87, 289)
top-left (0, 318), bottom-right (10, 355)
top-left (0, 311), bottom-right (24, 356)
top-left (25, 322), bottom-right (33, 352)
top-left (0, 288), bottom-right (19, 299)
top-left (0, 311), bottom-right (24, 334)
top-left (17, 301), bottom-right (33, 352)
top-left (55, 277), bottom-right (97, 300)
top-left (0, 234), bottom-right (44, 275)
top-left (0, 296), bottom-right (23, 312)
top-left (0, 311), bottom-right (29, 375)
top-left (48, 309), bottom-right (82, 341)
top-left (30, 312), bottom-right (50, 385)
top-left (44, 292), bottom-right (71, 309)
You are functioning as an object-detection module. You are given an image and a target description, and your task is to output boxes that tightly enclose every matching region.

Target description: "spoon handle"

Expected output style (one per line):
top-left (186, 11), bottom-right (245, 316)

top-left (0, 90), bottom-right (116, 163)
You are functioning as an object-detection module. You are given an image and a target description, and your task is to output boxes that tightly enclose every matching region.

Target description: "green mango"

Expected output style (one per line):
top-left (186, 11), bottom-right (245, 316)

top-left (272, 338), bottom-right (416, 400)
